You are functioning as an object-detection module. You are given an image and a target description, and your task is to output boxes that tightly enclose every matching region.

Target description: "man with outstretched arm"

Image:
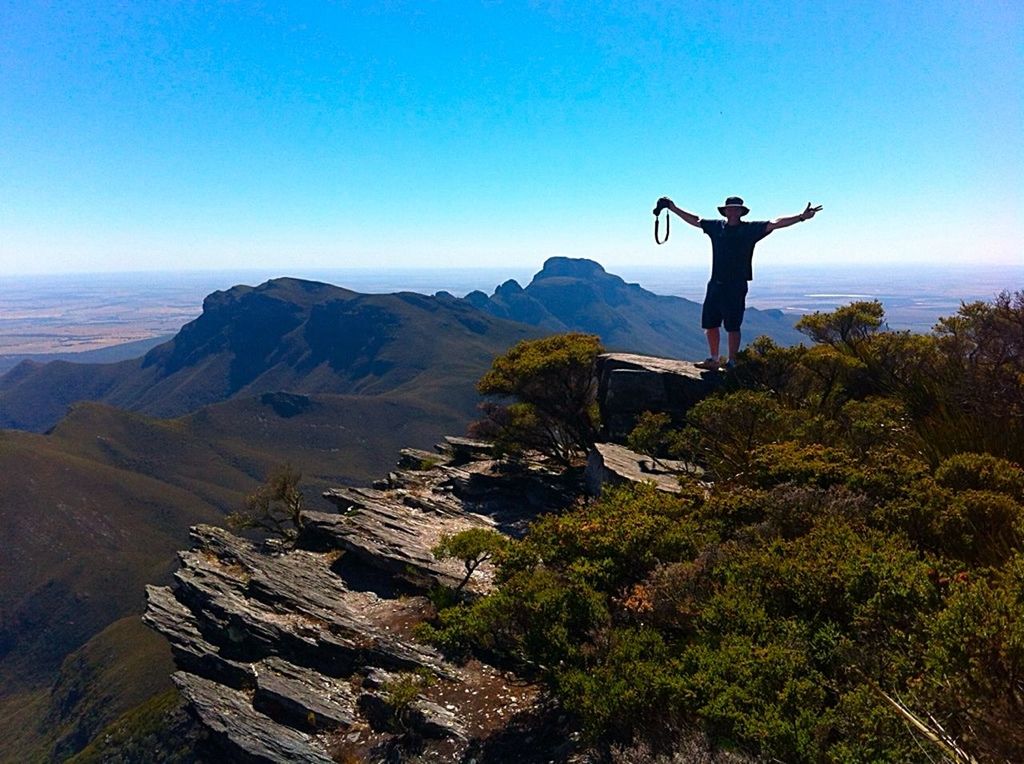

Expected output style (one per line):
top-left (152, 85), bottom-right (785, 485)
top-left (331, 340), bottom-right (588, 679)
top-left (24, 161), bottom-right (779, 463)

top-left (656, 195), bottom-right (822, 370)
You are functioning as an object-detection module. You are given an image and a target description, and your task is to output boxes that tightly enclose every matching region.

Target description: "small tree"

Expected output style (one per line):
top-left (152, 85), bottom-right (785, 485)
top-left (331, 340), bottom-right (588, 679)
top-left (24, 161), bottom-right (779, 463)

top-left (475, 332), bottom-right (604, 463)
top-left (227, 464), bottom-right (306, 540)
top-left (682, 390), bottom-right (796, 481)
top-left (626, 409), bottom-right (698, 464)
top-left (432, 528), bottom-right (509, 593)
top-left (796, 300), bottom-right (885, 350)
top-left (931, 291), bottom-right (1024, 462)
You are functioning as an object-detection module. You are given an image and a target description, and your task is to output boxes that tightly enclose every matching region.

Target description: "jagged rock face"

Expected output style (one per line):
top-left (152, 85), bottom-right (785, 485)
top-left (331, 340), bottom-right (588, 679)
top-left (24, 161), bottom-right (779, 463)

top-left (145, 442), bottom-right (580, 763)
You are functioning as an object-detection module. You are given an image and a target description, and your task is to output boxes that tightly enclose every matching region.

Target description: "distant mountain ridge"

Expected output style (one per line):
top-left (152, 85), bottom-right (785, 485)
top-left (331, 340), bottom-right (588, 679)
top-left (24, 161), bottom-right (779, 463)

top-left (0, 277), bottom-right (540, 431)
top-left (463, 256), bottom-right (803, 358)
top-left (1, 262), bottom-right (802, 432)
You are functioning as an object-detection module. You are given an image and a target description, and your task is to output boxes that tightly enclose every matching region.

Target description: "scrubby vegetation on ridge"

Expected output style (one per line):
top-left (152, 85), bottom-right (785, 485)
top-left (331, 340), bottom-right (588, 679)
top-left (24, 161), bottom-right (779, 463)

top-left (420, 293), bottom-right (1024, 762)
top-left (471, 332), bottom-right (604, 464)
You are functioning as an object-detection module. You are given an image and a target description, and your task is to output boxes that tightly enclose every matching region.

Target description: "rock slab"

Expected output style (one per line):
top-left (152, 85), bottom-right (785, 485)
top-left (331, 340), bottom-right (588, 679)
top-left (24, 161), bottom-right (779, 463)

top-left (585, 442), bottom-right (700, 495)
top-left (596, 352), bottom-right (723, 441)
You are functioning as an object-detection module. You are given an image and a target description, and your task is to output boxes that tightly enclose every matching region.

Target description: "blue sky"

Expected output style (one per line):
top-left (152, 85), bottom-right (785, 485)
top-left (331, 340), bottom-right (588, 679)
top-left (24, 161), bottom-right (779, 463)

top-left (1, 1), bottom-right (1020, 274)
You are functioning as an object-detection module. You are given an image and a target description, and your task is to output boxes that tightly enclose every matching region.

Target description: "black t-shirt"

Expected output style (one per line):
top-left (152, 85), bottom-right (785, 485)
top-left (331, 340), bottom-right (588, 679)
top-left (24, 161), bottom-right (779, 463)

top-left (700, 219), bottom-right (771, 282)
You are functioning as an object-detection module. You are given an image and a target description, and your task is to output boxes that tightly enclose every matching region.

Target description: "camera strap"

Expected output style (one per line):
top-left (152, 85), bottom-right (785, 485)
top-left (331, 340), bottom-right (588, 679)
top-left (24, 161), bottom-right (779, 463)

top-left (654, 210), bottom-right (669, 245)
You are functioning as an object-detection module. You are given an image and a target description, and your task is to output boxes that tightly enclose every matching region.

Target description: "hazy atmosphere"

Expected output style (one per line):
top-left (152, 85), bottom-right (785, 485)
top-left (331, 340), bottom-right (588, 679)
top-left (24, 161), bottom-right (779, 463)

top-left (2, 0), bottom-right (1020, 274)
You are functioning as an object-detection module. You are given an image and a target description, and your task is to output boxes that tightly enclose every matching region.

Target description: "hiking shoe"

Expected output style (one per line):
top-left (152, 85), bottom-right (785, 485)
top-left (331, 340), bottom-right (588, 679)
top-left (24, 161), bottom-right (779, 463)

top-left (695, 357), bottom-right (723, 370)
top-left (724, 359), bottom-right (736, 371)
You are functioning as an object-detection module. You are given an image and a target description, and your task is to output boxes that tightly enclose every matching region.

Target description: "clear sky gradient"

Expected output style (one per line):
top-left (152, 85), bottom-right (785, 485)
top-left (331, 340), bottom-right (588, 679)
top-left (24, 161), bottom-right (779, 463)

top-left (1, 1), bottom-right (1020, 274)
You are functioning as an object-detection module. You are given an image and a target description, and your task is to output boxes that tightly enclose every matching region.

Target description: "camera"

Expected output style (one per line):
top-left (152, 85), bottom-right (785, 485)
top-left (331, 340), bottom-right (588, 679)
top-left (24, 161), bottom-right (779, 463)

top-left (653, 197), bottom-right (670, 215)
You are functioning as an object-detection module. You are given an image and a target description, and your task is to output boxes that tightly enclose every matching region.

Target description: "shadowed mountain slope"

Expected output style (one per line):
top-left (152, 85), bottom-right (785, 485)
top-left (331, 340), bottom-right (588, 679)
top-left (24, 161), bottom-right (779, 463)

top-left (463, 256), bottom-right (803, 358)
top-left (0, 387), bottom-right (484, 683)
top-left (0, 616), bottom-right (177, 763)
top-left (0, 277), bottom-right (540, 432)
top-left (0, 419), bottom-right (222, 695)
top-left (0, 387), bottom-right (486, 760)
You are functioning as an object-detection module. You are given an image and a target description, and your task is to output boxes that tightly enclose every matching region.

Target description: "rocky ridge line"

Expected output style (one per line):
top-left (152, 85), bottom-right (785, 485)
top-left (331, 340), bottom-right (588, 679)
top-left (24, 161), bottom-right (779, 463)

top-left (144, 354), bottom-right (718, 762)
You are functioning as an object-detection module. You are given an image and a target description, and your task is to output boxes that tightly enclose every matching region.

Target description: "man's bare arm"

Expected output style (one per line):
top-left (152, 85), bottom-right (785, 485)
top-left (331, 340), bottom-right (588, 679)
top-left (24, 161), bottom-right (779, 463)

top-left (766, 202), bottom-right (823, 232)
top-left (659, 198), bottom-right (703, 228)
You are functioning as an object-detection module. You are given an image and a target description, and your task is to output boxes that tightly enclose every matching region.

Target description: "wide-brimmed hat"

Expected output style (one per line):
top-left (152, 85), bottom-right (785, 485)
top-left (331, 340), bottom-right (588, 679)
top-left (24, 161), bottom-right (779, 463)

top-left (718, 196), bottom-right (750, 216)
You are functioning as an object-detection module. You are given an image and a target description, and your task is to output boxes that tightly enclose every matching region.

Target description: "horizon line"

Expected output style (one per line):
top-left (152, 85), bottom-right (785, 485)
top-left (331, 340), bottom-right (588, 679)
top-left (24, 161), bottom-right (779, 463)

top-left (3, 260), bottom-right (1023, 279)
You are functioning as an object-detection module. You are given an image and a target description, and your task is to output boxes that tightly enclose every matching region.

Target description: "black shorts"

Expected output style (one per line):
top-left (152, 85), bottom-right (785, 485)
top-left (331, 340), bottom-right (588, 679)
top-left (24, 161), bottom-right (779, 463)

top-left (701, 280), bottom-right (748, 332)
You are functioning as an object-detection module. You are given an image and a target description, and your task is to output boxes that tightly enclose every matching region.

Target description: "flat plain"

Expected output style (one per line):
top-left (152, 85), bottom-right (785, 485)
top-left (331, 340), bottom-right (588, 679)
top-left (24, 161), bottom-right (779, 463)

top-left (0, 273), bottom-right (212, 355)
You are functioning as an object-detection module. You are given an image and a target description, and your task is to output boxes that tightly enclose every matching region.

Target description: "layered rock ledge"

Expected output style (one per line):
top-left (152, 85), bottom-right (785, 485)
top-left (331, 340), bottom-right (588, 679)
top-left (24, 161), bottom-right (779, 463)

top-left (144, 440), bottom-right (581, 763)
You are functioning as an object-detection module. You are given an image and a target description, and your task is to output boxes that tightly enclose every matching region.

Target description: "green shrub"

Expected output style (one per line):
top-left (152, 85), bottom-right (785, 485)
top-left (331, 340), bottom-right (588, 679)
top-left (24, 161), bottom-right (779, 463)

top-left (420, 566), bottom-right (609, 670)
top-left (381, 668), bottom-right (435, 732)
top-left (934, 451), bottom-right (1024, 500)
top-left (681, 390), bottom-right (797, 481)
top-left (922, 554), bottom-right (1024, 762)
top-left (681, 631), bottom-right (829, 761)
top-left (837, 395), bottom-right (917, 451)
top-left (930, 489), bottom-right (1023, 566)
top-left (514, 483), bottom-right (702, 591)
top-left (795, 300), bottom-right (885, 349)
top-left (474, 332), bottom-right (604, 463)
top-left (554, 627), bottom-right (688, 737)
top-left (747, 442), bottom-right (857, 489)
top-left (432, 527), bottom-right (510, 593)
top-left (625, 410), bottom-right (675, 461)
top-left (475, 567), bottom-right (611, 669)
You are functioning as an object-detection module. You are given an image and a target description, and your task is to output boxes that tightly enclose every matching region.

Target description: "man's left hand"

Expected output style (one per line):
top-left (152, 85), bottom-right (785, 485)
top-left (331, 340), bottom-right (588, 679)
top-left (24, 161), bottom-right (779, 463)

top-left (802, 202), bottom-right (823, 220)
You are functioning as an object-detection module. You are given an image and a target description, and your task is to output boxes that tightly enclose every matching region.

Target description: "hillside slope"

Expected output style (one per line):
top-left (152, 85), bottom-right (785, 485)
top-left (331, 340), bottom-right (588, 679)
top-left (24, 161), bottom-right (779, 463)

top-left (0, 422), bottom-right (222, 695)
top-left (0, 385), bottom-right (486, 681)
top-left (0, 385), bottom-right (492, 760)
top-left (0, 616), bottom-right (177, 763)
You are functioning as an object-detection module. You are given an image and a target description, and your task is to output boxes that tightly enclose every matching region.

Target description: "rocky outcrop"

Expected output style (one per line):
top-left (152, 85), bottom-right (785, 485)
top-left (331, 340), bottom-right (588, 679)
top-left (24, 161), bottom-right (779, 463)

top-left (596, 352), bottom-right (724, 441)
top-left (145, 353), bottom-right (718, 761)
top-left (145, 439), bottom-right (578, 762)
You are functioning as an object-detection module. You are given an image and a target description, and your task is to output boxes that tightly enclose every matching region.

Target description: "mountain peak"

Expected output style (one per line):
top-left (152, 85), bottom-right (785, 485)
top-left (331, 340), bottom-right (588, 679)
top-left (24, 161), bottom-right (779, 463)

top-left (495, 279), bottom-right (524, 297)
top-left (463, 258), bottom-right (802, 359)
top-left (536, 257), bottom-right (607, 280)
